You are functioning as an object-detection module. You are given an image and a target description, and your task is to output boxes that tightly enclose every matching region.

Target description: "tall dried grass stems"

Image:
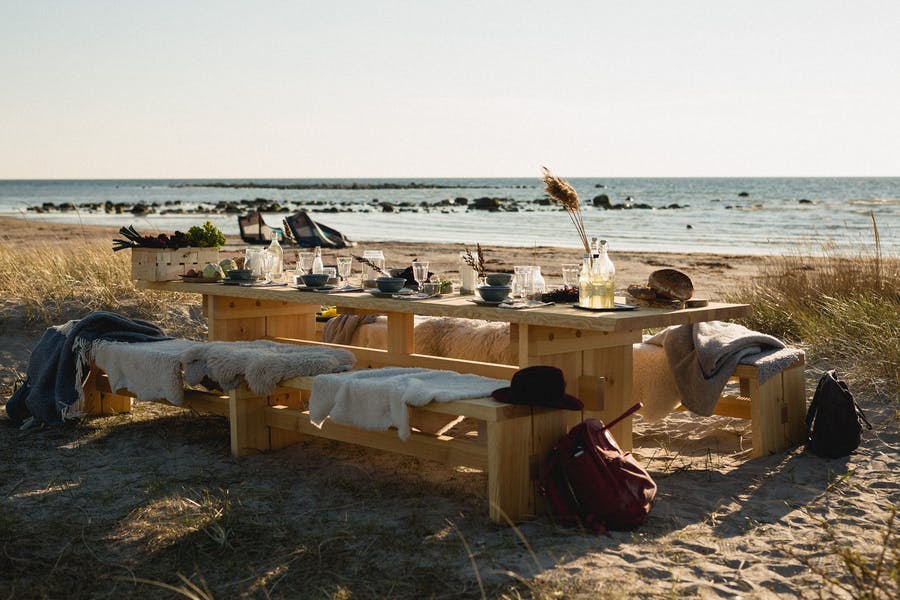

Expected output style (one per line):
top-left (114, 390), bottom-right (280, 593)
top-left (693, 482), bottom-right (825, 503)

top-left (727, 216), bottom-right (899, 394)
top-left (0, 240), bottom-right (201, 336)
top-left (462, 243), bottom-right (486, 278)
top-left (541, 166), bottom-right (591, 261)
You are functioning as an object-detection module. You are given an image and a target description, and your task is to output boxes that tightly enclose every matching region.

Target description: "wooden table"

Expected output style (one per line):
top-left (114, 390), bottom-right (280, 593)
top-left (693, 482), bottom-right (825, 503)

top-left (137, 281), bottom-right (751, 449)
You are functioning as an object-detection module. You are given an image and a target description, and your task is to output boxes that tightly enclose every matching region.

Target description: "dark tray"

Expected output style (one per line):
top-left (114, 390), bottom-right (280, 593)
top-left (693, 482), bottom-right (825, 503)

top-left (572, 303), bottom-right (638, 312)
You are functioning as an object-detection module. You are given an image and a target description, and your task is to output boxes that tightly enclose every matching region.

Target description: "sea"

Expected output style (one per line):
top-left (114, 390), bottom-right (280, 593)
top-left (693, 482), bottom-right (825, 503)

top-left (0, 177), bottom-right (896, 256)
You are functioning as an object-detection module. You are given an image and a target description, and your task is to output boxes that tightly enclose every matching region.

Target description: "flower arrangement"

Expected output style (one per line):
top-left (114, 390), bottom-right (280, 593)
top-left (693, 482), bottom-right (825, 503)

top-left (541, 166), bottom-right (591, 263)
top-left (462, 243), bottom-right (486, 279)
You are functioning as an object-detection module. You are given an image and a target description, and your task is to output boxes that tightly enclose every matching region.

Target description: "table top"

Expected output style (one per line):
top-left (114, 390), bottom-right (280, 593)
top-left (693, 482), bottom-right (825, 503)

top-left (136, 280), bottom-right (751, 333)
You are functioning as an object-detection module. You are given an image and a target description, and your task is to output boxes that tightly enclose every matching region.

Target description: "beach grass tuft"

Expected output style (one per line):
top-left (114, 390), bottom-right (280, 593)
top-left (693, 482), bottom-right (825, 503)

top-left (727, 223), bottom-right (899, 397)
top-left (0, 239), bottom-right (203, 337)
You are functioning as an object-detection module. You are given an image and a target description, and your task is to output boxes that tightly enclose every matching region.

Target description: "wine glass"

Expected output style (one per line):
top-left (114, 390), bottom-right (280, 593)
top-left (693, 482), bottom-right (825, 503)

top-left (412, 260), bottom-right (429, 288)
top-left (336, 256), bottom-right (353, 287)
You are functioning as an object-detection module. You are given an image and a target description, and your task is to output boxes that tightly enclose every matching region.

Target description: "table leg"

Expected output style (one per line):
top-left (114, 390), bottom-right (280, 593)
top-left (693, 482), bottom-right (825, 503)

top-left (487, 408), bottom-right (565, 523)
top-left (206, 296), bottom-right (317, 341)
top-left (511, 324), bottom-right (641, 452)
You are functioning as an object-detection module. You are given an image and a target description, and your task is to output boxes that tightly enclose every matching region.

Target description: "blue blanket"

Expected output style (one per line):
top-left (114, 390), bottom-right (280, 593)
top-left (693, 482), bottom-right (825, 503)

top-left (6, 311), bottom-right (171, 427)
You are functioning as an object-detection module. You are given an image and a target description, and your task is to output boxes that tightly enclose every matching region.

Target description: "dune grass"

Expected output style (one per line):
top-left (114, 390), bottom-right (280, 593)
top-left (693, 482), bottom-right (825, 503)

top-left (0, 239), bottom-right (203, 338)
top-left (726, 220), bottom-right (899, 400)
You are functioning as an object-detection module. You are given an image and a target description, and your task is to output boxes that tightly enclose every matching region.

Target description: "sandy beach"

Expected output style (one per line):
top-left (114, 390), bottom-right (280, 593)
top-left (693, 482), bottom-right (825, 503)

top-left (1, 216), bottom-right (896, 598)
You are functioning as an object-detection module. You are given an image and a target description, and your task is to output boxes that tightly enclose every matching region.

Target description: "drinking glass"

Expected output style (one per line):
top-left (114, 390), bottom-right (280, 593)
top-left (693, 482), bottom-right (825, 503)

top-left (261, 250), bottom-right (278, 282)
top-left (513, 265), bottom-right (533, 300)
top-left (412, 261), bottom-right (429, 286)
top-left (245, 248), bottom-right (264, 278)
top-left (562, 263), bottom-right (581, 288)
top-left (336, 256), bottom-right (353, 286)
top-left (298, 252), bottom-right (315, 274)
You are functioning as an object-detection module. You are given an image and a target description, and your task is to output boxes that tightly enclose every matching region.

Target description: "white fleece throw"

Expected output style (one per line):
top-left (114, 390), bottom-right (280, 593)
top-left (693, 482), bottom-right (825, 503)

top-left (91, 339), bottom-right (201, 405)
top-left (181, 340), bottom-right (356, 396)
top-left (647, 321), bottom-right (803, 416)
top-left (309, 367), bottom-right (508, 440)
top-left (92, 339), bottom-right (355, 403)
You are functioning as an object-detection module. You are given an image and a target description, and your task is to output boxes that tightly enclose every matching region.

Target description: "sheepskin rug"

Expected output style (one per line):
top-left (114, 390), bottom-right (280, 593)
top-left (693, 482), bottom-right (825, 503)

top-left (181, 340), bottom-right (356, 396)
top-left (349, 316), bottom-right (513, 364)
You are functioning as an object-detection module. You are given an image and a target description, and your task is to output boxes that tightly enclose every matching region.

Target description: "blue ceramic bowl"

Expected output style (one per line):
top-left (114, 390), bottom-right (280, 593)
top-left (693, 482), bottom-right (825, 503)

top-left (227, 269), bottom-right (253, 281)
top-left (301, 273), bottom-right (330, 287)
top-left (376, 277), bottom-right (407, 292)
top-left (477, 285), bottom-right (511, 302)
top-left (485, 273), bottom-right (513, 286)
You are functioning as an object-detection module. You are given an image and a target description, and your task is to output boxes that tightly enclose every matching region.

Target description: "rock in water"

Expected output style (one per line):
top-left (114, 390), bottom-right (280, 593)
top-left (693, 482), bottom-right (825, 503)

top-left (648, 269), bottom-right (694, 300)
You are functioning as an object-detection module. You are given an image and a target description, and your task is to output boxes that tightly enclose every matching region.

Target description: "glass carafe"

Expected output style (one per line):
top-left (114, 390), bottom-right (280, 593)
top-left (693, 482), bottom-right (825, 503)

top-left (311, 245), bottom-right (324, 274)
top-left (265, 229), bottom-right (284, 281)
top-left (530, 265), bottom-right (545, 299)
top-left (590, 240), bottom-right (615, 308)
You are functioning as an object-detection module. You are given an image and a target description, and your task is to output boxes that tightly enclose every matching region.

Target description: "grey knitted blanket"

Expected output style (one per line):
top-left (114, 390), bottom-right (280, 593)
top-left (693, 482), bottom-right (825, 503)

top-left (647, 321), bottom-right (802, 415)
top-left (5, 311), bottom-right (171, 427)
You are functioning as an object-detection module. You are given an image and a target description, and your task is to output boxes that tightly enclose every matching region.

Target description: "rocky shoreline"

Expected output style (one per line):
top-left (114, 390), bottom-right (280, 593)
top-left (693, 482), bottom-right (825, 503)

top-left (24, 193), bottom-right (690, 217)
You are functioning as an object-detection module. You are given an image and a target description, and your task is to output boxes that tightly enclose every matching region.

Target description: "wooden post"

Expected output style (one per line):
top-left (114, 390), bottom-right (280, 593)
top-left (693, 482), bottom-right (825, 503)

top-left (229, 385), bottom-right (270, 457)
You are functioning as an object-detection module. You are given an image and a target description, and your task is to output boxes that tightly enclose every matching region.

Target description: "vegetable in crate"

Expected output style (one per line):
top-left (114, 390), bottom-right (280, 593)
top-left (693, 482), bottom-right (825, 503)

top-left (113, 222), bottom-right (225, 251)
top-left (186, 221), bottom-right (226, 248)
top-left (112, 225), bottom-right (190, 251)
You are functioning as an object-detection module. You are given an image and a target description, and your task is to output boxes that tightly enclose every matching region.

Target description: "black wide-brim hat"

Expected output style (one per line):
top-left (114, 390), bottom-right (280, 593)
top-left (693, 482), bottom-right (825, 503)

top-left (491, 365), bottom-right (583, 410)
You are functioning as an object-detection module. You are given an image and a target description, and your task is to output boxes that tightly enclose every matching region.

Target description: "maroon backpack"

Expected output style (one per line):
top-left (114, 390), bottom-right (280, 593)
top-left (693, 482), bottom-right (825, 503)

top-left (541, 403), bottom-right (657, 533)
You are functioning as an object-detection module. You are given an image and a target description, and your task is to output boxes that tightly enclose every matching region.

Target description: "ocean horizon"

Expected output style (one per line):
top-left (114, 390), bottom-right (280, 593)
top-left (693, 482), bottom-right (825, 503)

top-left (1, 177), bottom-right (896, 256)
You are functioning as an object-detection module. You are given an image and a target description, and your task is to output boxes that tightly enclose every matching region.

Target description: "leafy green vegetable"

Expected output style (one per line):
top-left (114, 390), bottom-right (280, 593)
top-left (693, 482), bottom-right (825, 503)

top-left (186, 221), bottom-right (226, 248)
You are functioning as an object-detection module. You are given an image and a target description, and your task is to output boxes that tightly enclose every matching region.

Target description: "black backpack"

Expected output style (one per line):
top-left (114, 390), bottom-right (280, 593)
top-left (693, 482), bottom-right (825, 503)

top-left (805, 370), bottom-right (872, 458)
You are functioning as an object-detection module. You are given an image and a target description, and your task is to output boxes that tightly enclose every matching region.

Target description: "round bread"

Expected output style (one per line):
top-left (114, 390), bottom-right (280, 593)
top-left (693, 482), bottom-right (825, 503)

top-left (648, 269), bottom-right (694, 300)
top-left (627, 284), bottom-right (657, 300)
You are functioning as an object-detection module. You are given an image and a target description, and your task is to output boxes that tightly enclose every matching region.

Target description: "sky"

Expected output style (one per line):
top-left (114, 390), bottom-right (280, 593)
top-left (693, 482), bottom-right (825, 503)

top-left (1, 0), bottom-right (898, 179)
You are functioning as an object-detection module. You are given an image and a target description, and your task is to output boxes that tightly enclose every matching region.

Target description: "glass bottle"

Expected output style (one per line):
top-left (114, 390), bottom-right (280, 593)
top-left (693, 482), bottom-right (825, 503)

top-left (311, 245), bottom-right (324, 274)
top-left (530, 265), bottom-right (545, 299)
top-left (266, 228), bottom-right (284, 281)
top-left (578, 252), bottom-right (592, 308)
top-left (591, 239), bottom-right (615, 308)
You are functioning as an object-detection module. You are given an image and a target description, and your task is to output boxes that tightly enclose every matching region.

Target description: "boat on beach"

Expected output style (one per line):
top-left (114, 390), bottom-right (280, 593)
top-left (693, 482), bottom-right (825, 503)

top-left (238, 209), bottom-right (355, 248)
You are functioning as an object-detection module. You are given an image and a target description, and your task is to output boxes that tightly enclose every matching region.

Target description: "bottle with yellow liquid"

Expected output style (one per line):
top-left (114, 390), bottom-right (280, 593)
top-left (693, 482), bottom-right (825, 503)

top-left (590, 239), bottom-right (615, 308)
top-left (578, 251), bottom-right (593, 308)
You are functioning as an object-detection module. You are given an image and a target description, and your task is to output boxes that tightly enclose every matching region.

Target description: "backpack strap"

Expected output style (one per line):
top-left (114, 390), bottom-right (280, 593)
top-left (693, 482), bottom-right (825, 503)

top-left (854, 401), bottom-right (873, 430)
top-left (806, 369), bottom-right (836, 432)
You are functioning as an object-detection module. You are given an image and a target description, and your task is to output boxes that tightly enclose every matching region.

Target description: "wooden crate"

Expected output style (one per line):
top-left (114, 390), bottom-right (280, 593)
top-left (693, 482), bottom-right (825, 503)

top-left (130, 247), bottom-right (219, 281)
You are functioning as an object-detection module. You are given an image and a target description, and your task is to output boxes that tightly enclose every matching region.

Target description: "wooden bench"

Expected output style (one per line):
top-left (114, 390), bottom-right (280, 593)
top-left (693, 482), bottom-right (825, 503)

top-left (633, 343), bottom-right (806, 458)
top-left (81, 365), bottom-right (566, 525)
top-left (700, 356), bottom-right (807, 458)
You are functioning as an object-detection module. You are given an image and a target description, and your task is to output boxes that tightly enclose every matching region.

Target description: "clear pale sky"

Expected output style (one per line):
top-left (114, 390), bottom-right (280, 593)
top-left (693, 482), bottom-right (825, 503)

top-left (1, 1), bottom-right (898, 178)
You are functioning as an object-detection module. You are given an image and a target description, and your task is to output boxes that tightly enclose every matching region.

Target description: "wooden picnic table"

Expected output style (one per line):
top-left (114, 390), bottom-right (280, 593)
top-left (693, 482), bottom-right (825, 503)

top-left (137, 280), bottom-right (751, 449)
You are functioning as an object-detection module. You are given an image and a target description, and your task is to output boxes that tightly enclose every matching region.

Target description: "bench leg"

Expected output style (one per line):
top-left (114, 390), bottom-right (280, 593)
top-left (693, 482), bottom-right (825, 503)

top-left (82, 368), bottom-right (132, 415)
top-left (750, 365), bottom-right (806, 458)
top-left (487, 410), bottom-right (565, 524)
top-left (229, 386), bottom-right (270, 457)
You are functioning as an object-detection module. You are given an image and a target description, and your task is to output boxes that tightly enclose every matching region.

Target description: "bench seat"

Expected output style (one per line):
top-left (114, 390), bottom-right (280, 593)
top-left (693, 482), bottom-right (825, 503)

top-left (82, 366), bottom-right (565, 525)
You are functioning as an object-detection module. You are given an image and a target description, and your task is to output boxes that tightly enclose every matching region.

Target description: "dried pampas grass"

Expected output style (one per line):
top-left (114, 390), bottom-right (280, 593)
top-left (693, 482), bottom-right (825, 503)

top-left (541, 166), bottom-right (591, 259)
